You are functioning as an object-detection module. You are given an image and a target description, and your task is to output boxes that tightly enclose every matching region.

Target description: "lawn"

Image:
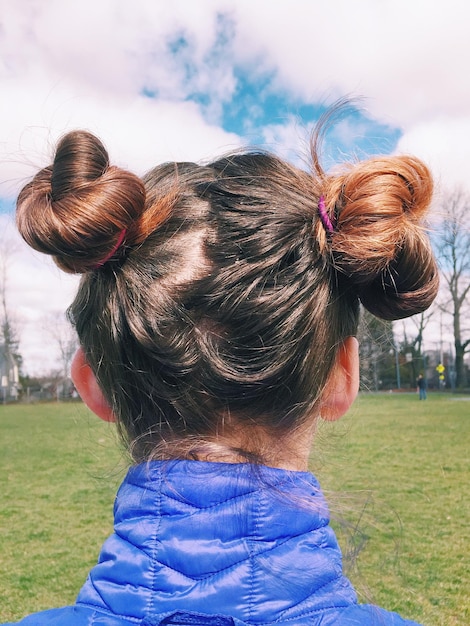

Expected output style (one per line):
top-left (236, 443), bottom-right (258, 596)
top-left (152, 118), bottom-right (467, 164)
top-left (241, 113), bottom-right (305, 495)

top-left (313, 393), bottom-right (469, 625)
top-left (0, 394), bottom-right (468, 624)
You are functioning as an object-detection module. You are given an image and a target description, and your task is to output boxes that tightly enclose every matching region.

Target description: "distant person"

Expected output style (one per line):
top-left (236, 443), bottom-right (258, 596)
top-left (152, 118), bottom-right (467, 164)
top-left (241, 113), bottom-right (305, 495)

top-left (7, 104), bottom-right (439, 625)
top-left (417, 373), bottom-right (427, 400)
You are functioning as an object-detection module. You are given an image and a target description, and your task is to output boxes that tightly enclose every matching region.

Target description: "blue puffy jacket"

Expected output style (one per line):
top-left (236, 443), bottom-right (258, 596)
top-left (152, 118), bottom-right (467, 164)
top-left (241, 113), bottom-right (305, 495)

top-left (4, 461), bottom-right (421, 625)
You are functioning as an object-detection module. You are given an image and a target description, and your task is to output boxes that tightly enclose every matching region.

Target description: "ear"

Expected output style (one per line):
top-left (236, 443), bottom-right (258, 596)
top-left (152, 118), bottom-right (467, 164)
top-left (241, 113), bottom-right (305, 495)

top-left (320, 336), bottom-right (359, 422)
top-left (71, 347), bottom-right (116, 422)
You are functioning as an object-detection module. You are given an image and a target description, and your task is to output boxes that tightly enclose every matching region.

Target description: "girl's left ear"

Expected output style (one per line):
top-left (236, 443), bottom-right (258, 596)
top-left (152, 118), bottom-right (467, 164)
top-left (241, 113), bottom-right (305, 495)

top-left (71, 347), bottom-right (116, 422)
top-left (320, 336), bottom-right (359, 422)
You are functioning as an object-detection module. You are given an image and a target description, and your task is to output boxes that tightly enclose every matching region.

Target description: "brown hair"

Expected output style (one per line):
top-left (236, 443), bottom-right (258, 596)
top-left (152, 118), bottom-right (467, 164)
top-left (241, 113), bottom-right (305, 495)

top-left (16, 112), bottom-right (438, 463)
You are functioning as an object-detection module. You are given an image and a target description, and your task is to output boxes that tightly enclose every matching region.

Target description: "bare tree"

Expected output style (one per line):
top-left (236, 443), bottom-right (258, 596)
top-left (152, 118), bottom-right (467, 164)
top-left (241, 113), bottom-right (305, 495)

top-left (433, 189), bottom-right (470, 387)
top-left (400, 308), bottom-right (436, 387)
top-left (43, 312), bottom-right (79, 380)
top-left (357, 308), bottom-right (396, 391)
top-left (0, 235), bottom-right (22, 401)
top-left (0, 239), bottom-right (22, 369)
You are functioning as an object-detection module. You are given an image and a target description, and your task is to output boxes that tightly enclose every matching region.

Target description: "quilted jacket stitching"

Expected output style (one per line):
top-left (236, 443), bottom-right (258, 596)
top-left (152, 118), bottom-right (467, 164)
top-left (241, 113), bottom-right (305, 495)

top-left (148, 532), bottom-right (326, 583)
top-left (111, 521), bottom-right (331, 576)
top-left (126, 473), bottom-right (261, 501)
top-left (247, 486), bottom-right (259, 623)
top-left (147, 467), bottom-right (163, 617)
top-left (275, 572), bottom-right (348, 622)
top-left (77, 601), bottom-right (371, 626)
top-left (160, 489), bottom-right (263, 511)
top-left (75, 602), bottom-right (142, 624)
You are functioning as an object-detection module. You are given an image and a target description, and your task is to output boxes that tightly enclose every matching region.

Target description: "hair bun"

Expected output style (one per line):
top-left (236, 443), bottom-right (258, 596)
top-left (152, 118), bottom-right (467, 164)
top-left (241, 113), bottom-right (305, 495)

top-left (51, 130), bottom-right (109, 201)
top-left (16, 130), bottom-right (145, 273)
top-left (325, 155), bottom-right (439, 320)
top-left (357, 236), bottom-right (439, 320)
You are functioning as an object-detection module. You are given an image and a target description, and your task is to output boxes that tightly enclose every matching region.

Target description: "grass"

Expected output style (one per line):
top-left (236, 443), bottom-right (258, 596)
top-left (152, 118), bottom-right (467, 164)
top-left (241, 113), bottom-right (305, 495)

top-left (313, 393), bottom-right (470, 625)
top-left (0, 394), bottom-right (469, 624)
top-left (0, 402), bottom-right (126, 621)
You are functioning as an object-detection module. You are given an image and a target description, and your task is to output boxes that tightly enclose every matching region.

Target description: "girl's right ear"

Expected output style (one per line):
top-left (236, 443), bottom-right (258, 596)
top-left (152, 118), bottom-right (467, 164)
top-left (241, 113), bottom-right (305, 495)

top-left (71, 347), bottom-right (116, 422)
top-left (319, 336), bottom-right (359, 422)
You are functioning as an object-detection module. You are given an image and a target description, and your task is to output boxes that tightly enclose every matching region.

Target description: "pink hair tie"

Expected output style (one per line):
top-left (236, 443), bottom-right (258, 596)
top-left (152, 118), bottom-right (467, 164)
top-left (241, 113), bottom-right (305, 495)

top-left (94, 228), bottom-right (127, 269)
top-left (318, 196), bottom-right (335, 234)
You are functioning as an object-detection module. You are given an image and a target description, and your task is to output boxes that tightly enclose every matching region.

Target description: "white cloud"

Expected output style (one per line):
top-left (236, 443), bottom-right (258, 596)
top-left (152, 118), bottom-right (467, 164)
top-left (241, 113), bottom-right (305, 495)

top-left (0, 78), bottom-right (242, 199)
top-left (396, 116), bottom-right (470, 193)
top-left (0, 0), bottom-right (242, 199)
top-left (229, 0), bottom-right (470, 123)
top-left (0, 215), bottom-right (80, 375)
top-left (227, 0), bottom-right (470, 192)
top-left (259, 116), bottom-right (312, 164)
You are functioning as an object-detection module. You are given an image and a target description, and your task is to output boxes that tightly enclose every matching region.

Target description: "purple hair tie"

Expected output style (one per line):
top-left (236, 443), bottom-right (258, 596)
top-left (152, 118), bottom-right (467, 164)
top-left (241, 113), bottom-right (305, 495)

top-left (94, 228), bottom-right (127, 269)
top-left (318, 195), bottom-right (335, 233)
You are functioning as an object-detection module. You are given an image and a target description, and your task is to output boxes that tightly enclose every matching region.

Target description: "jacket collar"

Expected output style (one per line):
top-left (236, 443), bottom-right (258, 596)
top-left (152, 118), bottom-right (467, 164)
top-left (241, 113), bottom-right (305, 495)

top-left (77, 460), bottom-right (357, 623)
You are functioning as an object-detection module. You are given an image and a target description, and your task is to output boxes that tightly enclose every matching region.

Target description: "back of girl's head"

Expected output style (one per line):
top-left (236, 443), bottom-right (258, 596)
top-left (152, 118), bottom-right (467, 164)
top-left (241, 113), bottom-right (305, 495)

top-left (16, 108), bottom-right (438, 462)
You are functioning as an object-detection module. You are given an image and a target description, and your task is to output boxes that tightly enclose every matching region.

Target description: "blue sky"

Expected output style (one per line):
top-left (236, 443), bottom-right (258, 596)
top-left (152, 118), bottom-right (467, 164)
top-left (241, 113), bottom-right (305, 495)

top-left (1, 0), bottom-right (469, 373)
top-left (0, 198), bottom-right (14, 214)
top-left (0, 23), bottom-right (404, 215)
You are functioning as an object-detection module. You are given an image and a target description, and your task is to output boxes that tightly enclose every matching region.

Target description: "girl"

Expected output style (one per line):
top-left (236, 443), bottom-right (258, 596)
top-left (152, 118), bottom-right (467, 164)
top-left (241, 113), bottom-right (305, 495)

top-left (8, 109), bottom-right (438, 625)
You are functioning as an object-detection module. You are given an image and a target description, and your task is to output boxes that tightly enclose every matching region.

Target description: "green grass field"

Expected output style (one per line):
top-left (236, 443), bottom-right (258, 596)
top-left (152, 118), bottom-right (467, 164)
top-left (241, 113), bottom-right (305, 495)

top-left (0, 394), bottom-right (468, 624)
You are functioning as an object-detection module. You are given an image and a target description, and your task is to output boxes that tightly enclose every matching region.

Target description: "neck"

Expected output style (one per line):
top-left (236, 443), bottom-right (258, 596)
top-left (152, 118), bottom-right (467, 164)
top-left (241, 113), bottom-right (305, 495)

top-left (192, 418), bottom-right (318, 471)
